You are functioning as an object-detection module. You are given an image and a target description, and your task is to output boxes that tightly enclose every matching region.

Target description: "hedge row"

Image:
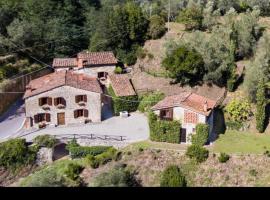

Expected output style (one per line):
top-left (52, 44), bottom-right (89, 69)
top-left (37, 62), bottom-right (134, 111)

top-left (108, 85), bottom-right (139, 115)
top-left (191, 124), bottom-right (209, 146)
top-left (148, 111), bottom-right (181, 143)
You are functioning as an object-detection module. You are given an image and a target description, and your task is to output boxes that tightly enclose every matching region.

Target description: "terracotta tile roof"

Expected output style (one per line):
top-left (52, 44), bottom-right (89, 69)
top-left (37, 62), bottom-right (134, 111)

top-left (152, 92), bottom-right (217, 116)
top-left (109, 74), bottom-right (136, 97)
top-left (77, 51), bottom-right (118, 66)
top-left (184, 111), bottom-right (199, 124)
top-left (24, 71), bottom-right (102, 99)
top-left (52, 58), bottom-right (77, 68)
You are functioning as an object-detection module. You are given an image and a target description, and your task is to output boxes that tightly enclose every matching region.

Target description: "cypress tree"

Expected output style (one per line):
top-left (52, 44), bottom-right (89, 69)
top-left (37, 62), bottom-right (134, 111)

top-left (256, 79), bottom-right (266, 133)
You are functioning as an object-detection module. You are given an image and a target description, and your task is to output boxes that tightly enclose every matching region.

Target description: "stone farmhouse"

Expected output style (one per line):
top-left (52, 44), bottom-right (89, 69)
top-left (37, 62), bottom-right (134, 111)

top-left (23, 71), bottom-right (103, 129)
top-left (52, 51), bottom-right (118, 80)
top-left (151, 92), bottom-right (218, 144)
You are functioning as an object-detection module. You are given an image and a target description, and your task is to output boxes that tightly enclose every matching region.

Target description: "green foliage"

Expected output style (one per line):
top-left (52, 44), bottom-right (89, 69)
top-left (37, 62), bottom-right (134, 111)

top-left (177, 4), bottom-right (203, 31)
top-left (256, 79), bottom-right (267, 133)
top-left (191, 124), bottom-right (209, 146)
top-left (147, 15), bottom-right (166, 39)
top-left (136, 46), bottom-right (147, 59)
top-left (225, 99), bottom-right (252, 122)
top-left (138, 92), bottom-right (165, 113)
top-left (33, 135), bottom-right (58, 148)
top-left (218, 153), bottom-right (230, 163)
top-left (249, 169), bottom-right (258, 177)
top-left (186, 145), bottom-right (209, 163)
top-left (67, 143), bottom-right (112, 159)
top-left (108, 85), bottom-right (139, 115)
top-left (160, 165), bottom-right (187, 187)
top-left (86, 147), bottom-right (119, 169)
top-left (91, 165), bottom-right (140, 187)
top-left (225, 120), bottom-right (244, 131)
top-left (162, 45), bottom-right (205, 85)
top-left (20, 160), bottom-right (83, 187)
top-left (148, 111), bottom-right (181, 144)
top-left (0, 139), bottom-right (37, 170)
top-left (114, 66), bottom-right (123, 74)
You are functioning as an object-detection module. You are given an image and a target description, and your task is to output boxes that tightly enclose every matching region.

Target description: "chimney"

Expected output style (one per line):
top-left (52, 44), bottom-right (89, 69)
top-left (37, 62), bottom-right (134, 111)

top-left (203, 100), bottom-right (208, 112)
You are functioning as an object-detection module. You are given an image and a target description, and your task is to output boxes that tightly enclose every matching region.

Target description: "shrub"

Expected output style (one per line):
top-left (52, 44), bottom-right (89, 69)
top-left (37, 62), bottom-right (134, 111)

top-left (160, 165), bottom-right (187, 187)
top-left (218, 153), bottom-right (230, 163)
top-left (148, 111), bottom-right (181, 143)
top-left (186, 145), bottom-right (209, 163)
top-left (225, 99), bottom-right (252, 122)
top-left (33, 135), bottom-right (58, 148)
top-left (138, 92), bottom-right (165, 113)
top-left (147, 15), bottom-right (166, 39)
top-left (226, 120), bottom-right (243, 131)
top-left (191, 124), bottom-right (209, 146)
top-left (108, 85), bottom-right (139, 115)
top-left (114, 66), bottom-right (123, 74)
top-left (91, 166), bottom-right (140, 187)
top-left (256, 79), bottom-right (266, 133)
top-left (20, 160), bottom-right (82, 187)
top-left (148, 53), bottom-right (154, 60)
top-left (67, 145), bottom-right (112, 159)
top-left (249, 169), bottom-right (258, 177)
top-left (0, 139), bottom-right (37, 170)
top-left (136, 47), bottom-right (147, 59)
top-left (63, 162), bottom-right (84, 181)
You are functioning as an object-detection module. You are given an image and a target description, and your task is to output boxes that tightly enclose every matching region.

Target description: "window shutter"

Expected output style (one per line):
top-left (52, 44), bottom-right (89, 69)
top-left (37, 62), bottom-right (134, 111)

top-left (48, 97), bottom-right (52, 105)
top-left (34, 115), bottom-right (38, 123)
top-left (83, 95), bottom-right (87, 102)
top-left (84, 109), bottom-right (89, 118)
top-left (38, 98), bottom-right (42, 106)
top-left (74, 110), bottom-right (78, 118)
top-left (54, 98), bottom-right (57, 106)
top-left (45, 113), bottom-right (51, 122)
top-left (75, 96), bottom-right (79, 103)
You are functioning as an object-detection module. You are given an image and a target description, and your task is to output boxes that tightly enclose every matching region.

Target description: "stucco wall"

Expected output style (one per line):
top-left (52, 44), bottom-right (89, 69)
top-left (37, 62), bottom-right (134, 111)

top-left (55, 65), bottom-right (116, 77)
top-left (25, 85), bottom-right (102, 128)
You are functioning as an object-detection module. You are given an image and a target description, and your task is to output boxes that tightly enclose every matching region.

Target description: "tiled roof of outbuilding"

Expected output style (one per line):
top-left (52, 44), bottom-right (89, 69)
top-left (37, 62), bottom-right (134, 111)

top-left (109, 74), bottom-right (136, 97)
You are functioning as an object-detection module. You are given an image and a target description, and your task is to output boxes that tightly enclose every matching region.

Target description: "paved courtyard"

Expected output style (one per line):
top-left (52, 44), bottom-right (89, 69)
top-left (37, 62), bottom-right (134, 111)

top-left (17, 112), bottom-right (150, 143)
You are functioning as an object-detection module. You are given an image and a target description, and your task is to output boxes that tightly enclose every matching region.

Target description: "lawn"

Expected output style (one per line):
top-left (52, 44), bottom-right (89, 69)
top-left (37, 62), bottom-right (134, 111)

top-left (213, 131), bottom-right (270, 154)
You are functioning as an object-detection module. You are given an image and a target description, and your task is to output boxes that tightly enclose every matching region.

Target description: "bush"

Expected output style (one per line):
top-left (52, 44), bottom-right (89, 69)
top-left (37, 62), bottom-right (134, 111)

top-left (33, 135), bottom-right (58, 148)
top-left (147, 15), bottom-right (166, 39)
top-left (191, 124), bottom-right (209, 146)
top-left (218, 153), bottom-right (230, 163)
top-left (186, 145), bottom-right (209, 163)
top-left (108, 85), bottom-right (139, 115)
top-left (114, 66), bottom-right (123, 74)
top-left (138, 92), bottom-right (165, 113)
top-left (148, 111), bottom-right (181, 143)
top-left (85, 148), bottom-right (119, 169)
top-left (136, 47), bottom-right (147, 59)
top-left (160, 165), bottom-right (187, 187)
top-left (249, 169), bottom-right (258, 177)
top-left (0, 139), bottom-right (37, 170)
top-left (225, 99), bottom-right (252, 122)
top-left (91, 166), bottom-right (140, 187)
top-left (67, 145), bottom-right (112, 159)
top-left (63, 162), bottom-right (83, 181)
top-left (256, 80), bottom-right (266, 133)
top-left (20, 160), bottom-right (83, 187)
top-left (226, 120), bottom-right (243, 131)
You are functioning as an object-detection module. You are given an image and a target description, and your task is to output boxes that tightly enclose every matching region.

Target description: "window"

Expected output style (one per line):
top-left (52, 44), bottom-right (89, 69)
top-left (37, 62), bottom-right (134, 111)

top-left (160, 109), bottom-right (173, 121)
top-left (54, 97), bottom-right (66, 106)
top-left (75, 95), bottom-right (87, 103)
top-left (39, 97), bottom-right (52, 106)
top-left (34, 113), bottom-right (51, 123)
top-left (74, 109), bottom-right (88, 119)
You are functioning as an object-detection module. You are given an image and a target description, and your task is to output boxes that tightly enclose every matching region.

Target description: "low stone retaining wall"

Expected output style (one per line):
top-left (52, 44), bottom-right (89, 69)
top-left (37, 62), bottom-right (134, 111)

top-left (77, 138), bottom-right (129, 149)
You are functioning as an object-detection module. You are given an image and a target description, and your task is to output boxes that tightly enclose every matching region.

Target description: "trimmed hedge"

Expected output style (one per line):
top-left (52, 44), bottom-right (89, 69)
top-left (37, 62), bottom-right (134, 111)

top-left (148, 111), bottom-right (181, 143)
top-left (191, 124), bottom-right (209, 146)
top-left (108, 85), bottom-right (139, 115)
top-left (66, 142), bottom-right (112, 159)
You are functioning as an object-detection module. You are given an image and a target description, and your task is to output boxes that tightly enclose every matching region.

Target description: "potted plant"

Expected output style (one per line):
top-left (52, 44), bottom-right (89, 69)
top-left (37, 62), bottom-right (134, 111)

top-left (42, 104), bottom-right (50, 110)
top-left (57, 104), bottom-right (66, 109)
top-left (38, 122), bottom-right (47, 129)
top-left (85, 119), bottom-right (92, 124)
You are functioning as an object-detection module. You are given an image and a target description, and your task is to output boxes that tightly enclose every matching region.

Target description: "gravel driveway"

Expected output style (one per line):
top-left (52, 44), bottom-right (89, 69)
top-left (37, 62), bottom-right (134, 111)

top-left (18, 112), bottom-right (149, 144)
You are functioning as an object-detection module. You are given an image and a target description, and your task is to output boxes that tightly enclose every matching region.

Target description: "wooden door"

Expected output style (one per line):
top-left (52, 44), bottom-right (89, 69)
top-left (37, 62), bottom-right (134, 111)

top-left (180, 128), bottom-right (187, 143)
top-left (57, 113), bottom-right (65, 125)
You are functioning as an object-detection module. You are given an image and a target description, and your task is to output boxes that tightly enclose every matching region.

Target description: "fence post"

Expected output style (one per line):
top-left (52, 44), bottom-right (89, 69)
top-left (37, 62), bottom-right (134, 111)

top-left (105, 135), bottom-right (107, 140)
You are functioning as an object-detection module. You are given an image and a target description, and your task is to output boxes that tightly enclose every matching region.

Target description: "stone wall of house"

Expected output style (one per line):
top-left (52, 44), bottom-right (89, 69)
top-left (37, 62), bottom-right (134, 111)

top-left (25, 85), bottom-right (102, 129)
